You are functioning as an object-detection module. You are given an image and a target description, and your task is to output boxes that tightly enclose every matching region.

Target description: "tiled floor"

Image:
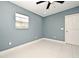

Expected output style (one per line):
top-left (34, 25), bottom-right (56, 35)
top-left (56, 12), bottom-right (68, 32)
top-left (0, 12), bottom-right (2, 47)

top-left (0, 38), bottom-right (79, 58)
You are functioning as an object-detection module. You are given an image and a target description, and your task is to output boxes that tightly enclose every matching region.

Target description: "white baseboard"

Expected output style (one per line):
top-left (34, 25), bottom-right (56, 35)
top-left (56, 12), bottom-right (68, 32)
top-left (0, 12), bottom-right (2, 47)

top-left (42, 38), bottom-right (66, 44)
top-left (0, 38), bottom-right (43, 54)
top-left (0, 38), bottom-right (66, 54)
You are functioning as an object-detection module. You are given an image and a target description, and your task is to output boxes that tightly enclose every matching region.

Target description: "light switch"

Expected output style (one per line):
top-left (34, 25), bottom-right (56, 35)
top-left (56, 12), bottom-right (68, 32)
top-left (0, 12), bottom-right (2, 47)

top-left (60, 28), bottom-right (64, 30)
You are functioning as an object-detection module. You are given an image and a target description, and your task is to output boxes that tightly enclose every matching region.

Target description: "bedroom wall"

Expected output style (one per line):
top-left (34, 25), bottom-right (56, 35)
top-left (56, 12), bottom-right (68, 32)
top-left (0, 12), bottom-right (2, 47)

top-left (43, 6), bottom-right (79, 41)
top-left (0, 1), bottom-right (42, 51)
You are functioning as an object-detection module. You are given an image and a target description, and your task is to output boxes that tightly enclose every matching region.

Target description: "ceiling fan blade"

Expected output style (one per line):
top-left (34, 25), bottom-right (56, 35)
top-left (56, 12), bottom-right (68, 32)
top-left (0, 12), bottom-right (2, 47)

top-left (36, 1), bottom-right (46, 4)
top-left (46, 2), bottom-right (51, 9)
top-left (55, 1), bottom-right (64, 4)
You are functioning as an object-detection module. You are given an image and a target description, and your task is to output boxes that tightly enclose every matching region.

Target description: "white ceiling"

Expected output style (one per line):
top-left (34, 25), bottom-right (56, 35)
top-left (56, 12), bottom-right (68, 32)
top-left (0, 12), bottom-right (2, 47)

top-left (10, 1), bottom-right (79, 17)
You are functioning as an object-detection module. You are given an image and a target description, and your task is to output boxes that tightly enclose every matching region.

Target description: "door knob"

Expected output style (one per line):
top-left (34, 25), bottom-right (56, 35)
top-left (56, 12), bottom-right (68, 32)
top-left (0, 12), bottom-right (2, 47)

top-left (66, 30), bottom-right (68, 32)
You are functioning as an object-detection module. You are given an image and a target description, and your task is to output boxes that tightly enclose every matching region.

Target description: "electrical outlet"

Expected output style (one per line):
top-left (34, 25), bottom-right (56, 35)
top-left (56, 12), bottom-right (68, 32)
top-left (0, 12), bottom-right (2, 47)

top-left (9, 42), bottom-right (12, 46)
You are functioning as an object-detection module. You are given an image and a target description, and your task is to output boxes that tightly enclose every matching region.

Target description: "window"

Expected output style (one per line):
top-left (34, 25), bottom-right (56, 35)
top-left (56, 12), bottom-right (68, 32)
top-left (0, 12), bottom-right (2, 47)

top-left (16, 13), bottom-right (29, 29)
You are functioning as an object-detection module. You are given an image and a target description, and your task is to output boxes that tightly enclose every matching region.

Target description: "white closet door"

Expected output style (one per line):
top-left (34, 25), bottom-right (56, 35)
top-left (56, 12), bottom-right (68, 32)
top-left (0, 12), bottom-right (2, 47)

top-left (65, 13), bottom-right (79, 45)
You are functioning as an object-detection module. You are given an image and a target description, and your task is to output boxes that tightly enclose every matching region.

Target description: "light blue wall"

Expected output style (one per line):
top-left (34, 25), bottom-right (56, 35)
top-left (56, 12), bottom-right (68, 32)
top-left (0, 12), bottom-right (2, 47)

top-left (1, 1), bottom-right (79, 51)
top-left (43, 6), bottom-right (79, 41)
top-left (0, 1), bottom-right (42, 51)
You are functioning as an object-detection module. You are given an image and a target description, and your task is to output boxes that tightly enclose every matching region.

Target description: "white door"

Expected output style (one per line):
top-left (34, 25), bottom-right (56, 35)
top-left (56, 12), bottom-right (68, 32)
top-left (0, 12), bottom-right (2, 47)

top-left (65, 13), bottom-right (79, 45)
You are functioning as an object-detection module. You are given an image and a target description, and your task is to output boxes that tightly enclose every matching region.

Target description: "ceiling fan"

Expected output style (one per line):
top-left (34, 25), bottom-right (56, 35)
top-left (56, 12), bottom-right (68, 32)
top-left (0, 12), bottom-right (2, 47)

top-left (36, 1), bottom-right (64, 9)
